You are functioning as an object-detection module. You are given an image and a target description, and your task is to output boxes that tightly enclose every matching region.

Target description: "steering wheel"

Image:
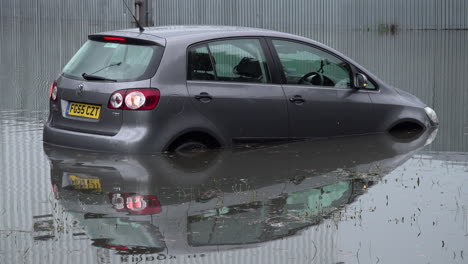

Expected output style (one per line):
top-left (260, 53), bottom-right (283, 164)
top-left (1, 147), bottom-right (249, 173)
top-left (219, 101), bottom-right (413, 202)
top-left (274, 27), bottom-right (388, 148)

top-left (298, 71), bottom-right (324, 86)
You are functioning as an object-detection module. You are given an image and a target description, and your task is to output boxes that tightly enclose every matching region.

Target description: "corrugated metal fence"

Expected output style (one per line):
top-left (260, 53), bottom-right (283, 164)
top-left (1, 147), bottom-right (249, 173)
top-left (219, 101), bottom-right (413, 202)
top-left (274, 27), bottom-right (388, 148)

top-left (154, 0), bottom-right (468, 31)
top-left (0, 0), bottom-right (132, 110)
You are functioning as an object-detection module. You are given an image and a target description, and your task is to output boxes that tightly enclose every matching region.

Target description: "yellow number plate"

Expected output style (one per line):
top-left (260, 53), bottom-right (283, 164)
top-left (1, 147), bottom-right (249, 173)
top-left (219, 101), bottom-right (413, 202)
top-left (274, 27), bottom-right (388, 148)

top-left (69, 174), bottom-right (102, 192)
top-left (67, 102), bottom-right (101, 119)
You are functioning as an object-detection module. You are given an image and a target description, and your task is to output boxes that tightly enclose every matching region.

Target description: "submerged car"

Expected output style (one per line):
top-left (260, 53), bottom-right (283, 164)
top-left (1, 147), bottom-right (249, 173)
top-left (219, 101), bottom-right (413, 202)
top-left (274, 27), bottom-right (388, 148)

top-left (43, 26), bottom-right (439, 153)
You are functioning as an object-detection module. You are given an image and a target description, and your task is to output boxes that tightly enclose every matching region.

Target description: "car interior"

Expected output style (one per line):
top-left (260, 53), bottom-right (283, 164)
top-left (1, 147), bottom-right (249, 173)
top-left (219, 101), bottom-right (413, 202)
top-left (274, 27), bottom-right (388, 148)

top-left (189, 52), bottom-right (216, 81)
top-left (188, 40), bottom-right (270, 84)
top-left (188, 42), bottom-right (356, 88)
top-left (189, 53), bottom-right (268, 83)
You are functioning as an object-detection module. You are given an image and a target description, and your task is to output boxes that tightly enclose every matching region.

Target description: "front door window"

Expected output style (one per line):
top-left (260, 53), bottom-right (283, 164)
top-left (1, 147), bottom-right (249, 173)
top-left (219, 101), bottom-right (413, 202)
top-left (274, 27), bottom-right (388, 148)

top-left (272, 40), bottom-right (352, 89)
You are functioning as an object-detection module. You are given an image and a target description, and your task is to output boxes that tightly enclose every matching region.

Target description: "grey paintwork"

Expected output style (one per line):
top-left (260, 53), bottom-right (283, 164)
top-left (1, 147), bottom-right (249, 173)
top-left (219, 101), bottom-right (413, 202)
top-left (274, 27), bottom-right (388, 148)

top-left (43, 26), bottom-right (436, 153)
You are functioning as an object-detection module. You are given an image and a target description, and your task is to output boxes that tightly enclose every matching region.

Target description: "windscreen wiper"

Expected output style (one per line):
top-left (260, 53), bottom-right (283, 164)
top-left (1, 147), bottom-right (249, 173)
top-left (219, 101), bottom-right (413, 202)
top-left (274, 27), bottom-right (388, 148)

top-left (90, 62), bottom-right (122, 75)
top-left (81, 73), bottom-right (117, 82)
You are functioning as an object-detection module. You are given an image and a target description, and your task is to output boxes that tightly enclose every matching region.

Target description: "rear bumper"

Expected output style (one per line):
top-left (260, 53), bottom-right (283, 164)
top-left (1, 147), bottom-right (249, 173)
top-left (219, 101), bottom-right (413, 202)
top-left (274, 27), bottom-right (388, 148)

top-left (43, 120), bottom-right (165, 153)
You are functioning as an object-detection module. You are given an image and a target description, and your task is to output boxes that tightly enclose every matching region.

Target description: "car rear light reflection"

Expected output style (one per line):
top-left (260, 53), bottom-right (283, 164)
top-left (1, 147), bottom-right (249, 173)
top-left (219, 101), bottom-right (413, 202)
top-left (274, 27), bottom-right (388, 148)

top-left (108, 89), bottom-right (160, 110)
top-left (127, 195), bottom-right (147, 211)
top-left (49, 81), bottom-right (58, 101)
top-left (110, 193), bottom-right (161, 215)
top-left (111, 193), bottom-right (125, 210)
top-left (106, 245), bottom-right (129, 250)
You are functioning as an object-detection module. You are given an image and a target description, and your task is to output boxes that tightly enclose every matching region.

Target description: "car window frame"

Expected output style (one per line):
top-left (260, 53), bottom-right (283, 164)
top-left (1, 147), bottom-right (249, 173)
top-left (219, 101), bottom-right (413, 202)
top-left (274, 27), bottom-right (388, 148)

top-left (186, 37), bottom-right (280, 85)
top-left (266, 37), bottom-right (380, 91)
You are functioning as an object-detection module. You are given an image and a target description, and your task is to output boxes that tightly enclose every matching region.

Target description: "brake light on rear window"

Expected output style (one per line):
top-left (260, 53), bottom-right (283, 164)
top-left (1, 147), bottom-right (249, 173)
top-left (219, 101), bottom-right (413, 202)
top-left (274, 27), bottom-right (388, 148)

top-left (103, 36), bottom-right (126, 42)
top-left (108, 89), bottom-right (160, 110)
top-left (49, 81), bottom-right (58, 101)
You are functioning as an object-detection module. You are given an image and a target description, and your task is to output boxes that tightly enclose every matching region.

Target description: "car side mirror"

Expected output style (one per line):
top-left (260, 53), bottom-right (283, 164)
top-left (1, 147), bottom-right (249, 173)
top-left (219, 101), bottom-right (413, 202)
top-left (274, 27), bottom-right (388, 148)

top-left (354, 73), bottom-right (369, 89)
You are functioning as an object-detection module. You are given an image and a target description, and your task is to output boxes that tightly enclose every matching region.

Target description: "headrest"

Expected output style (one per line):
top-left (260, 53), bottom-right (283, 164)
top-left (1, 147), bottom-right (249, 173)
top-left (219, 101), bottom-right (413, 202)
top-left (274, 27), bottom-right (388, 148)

top-left (190, 52), bottom-right (214, 72)
top-left (233, 57), bottom-right (263, 78)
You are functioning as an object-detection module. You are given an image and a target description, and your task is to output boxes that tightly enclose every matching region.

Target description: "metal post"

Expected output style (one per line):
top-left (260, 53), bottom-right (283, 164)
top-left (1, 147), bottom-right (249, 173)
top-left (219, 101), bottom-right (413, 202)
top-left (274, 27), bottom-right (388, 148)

top-left (133, 0), bottom-right (152, 27)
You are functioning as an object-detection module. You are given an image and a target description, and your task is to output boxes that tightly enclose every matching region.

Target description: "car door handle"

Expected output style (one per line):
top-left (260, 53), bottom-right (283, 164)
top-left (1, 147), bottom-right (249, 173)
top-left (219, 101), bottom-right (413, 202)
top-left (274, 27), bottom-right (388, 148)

top-left (195, 92), bottom-right (213, 101)
top-left (289, 95), bottom-right (305, 104)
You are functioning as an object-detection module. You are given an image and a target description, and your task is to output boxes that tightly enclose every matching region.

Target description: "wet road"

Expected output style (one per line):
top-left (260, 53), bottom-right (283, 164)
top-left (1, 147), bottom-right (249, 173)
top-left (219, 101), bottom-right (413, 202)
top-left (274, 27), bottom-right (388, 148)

top-left (0, 109), bottom-right (466, 264)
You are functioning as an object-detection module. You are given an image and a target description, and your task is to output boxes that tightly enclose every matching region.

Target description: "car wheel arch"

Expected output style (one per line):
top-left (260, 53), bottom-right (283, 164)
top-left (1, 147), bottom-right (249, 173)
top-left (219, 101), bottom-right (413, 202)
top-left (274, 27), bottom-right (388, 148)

top-left (164, 128), bottom-right (225, 152)
top-left (387, 118), bottom-right (426, 135)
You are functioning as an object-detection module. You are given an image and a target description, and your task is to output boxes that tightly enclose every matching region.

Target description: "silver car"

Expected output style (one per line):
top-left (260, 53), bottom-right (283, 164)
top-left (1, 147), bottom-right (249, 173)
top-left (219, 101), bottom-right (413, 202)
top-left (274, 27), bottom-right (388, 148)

top-left (43, 26), bottom-right (439, 153)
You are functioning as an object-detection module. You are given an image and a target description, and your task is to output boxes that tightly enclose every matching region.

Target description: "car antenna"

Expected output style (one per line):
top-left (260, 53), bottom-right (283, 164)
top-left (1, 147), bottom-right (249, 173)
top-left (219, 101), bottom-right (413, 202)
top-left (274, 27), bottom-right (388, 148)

top-left (122, 0), bottom-right (145, 33)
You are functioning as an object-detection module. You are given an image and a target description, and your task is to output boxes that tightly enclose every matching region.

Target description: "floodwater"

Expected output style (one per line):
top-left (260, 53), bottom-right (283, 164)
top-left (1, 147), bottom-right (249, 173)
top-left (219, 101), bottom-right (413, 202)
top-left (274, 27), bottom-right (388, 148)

top-left (1, 25), bottom-right (468, 264)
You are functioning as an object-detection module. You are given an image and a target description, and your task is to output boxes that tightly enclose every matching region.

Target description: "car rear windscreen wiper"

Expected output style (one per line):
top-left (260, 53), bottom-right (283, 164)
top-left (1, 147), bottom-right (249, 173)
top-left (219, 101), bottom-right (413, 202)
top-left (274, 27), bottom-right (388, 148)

top-left (81, 73), bottom-right (117, 82)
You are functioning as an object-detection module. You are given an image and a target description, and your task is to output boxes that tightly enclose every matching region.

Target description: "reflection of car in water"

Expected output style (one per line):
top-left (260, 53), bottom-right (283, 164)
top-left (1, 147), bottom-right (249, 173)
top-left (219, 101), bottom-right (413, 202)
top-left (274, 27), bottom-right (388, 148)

top-left (45, 129), bottom-right (437, 255)
top-left (73, 212), bottom-right (166, 255)
top-left (186, 180), bottom-right (363, 247)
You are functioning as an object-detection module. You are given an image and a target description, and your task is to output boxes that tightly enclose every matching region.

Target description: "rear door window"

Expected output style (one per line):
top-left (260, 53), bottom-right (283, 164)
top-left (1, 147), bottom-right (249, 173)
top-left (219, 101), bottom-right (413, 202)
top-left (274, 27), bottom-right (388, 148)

top-left (62, 40), bottom-right (164, 82)
top-left (188, 39), bottom-right (271, 84)
top-left (187, 45), bottom-right (216, 81)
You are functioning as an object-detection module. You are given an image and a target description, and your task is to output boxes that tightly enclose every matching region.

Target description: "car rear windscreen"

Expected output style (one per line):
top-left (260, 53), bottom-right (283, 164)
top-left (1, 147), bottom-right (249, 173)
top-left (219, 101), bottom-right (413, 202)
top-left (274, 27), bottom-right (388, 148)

top-left (62, 39), bottom-right (164, 82)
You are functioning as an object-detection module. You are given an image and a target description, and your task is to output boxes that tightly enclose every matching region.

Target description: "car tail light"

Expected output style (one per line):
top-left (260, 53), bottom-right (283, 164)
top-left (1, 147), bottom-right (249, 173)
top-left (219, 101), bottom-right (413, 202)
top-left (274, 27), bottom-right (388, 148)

top-left (108, 91), bottom-right (125, 109)
top-left (108, 89), bottom-right (160, 110)
top-left (125, 91), bottom-right (146, 110)
top-left (110, 193), bottom-right (161, 215)
top-left (49, 81), bottom-right (58, 101)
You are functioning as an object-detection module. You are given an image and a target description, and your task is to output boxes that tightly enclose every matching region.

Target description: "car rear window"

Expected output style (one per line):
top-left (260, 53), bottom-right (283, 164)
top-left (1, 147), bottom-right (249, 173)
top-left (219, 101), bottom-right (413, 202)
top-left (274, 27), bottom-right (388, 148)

top-left (62, 39), bottom-right (164, 82)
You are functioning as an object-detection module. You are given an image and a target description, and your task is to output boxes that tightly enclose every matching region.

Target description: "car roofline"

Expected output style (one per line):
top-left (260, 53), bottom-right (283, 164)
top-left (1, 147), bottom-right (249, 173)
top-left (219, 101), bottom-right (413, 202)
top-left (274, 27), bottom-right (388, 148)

top-left (93, 25), bottom-right (384, 85)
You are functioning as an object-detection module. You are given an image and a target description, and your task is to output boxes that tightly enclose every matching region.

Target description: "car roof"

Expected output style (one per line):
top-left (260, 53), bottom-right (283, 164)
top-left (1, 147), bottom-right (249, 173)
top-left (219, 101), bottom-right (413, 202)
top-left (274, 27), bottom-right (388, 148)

top-left (121, 25), bottom-right (287, 38)
top-left (94, 25), bottom-right (308, 46)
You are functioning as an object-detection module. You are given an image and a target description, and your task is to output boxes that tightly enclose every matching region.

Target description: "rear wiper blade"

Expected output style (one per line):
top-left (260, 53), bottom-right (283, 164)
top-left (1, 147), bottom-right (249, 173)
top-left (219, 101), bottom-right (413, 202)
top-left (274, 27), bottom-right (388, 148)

top-left (82, 73), bottom-right (117, 82)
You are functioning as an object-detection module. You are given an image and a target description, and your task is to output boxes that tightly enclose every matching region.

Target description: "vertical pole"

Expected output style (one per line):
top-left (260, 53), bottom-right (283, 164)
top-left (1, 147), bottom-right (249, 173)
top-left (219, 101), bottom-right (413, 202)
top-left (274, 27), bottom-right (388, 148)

top-left (134, 0), bottom-right (152, 27)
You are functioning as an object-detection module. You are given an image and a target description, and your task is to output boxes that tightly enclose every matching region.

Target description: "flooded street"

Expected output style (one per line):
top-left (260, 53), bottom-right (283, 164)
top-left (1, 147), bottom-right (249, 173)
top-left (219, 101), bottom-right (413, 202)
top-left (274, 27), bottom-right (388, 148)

top-left (1, 12), bottom-right (468, 264)
top-left (0, 110), bottom-right (466, 264)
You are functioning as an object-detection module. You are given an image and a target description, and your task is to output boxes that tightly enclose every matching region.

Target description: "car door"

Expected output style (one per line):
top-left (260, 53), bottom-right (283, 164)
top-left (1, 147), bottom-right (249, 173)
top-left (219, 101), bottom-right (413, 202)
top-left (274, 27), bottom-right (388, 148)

top-left (268, 39), bottom-right (373, 138)
top-left (186, 38), bottom-right (288, 143)
top-left (335, 78), bottom-right (378, 135)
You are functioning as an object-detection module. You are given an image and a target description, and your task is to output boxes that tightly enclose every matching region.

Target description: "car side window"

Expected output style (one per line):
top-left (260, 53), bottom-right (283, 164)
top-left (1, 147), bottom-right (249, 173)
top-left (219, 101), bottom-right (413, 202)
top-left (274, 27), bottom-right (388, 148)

top-left (272, 39), bottom-right (352, 88)
top-left (365, 77), bottom-right (377, 90)
top-left (188, 39), bottom-right (271, 84)
top-left (188, 45), bottom-right (216, 81)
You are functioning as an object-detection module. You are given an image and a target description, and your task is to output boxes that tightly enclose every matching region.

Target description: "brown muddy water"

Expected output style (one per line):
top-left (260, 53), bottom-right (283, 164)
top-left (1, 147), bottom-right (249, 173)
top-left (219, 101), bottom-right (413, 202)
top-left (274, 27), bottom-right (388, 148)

top-left (0, 20), bottom-right (467, 264)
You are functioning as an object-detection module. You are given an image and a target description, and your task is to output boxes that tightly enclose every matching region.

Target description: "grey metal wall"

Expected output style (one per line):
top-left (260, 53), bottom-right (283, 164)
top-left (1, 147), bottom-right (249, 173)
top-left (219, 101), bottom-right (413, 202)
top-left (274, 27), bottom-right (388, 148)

top-left (154, 0), bottom-right (468, 31)
top-left (0, 0), bottom-right (132, 110)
